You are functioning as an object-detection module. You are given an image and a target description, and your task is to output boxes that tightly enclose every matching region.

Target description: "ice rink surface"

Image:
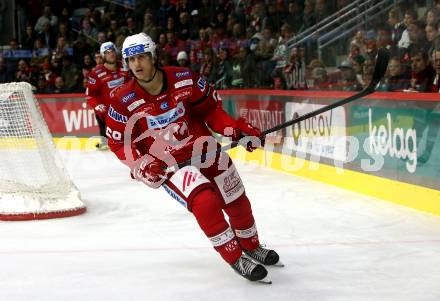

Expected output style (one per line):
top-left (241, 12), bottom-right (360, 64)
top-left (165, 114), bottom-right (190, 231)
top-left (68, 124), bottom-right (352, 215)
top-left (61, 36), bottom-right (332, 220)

top-left (1, 150), bottom-right (440, 301)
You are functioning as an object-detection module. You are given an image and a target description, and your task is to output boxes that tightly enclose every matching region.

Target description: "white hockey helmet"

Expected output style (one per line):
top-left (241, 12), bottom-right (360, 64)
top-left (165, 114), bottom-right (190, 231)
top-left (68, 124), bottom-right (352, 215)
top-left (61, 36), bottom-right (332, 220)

top-left (177, 51), bottom-right (188, 61)
top-left (100, 41), bottom-right (117, 56)
top-left (122, 33), bottom-right (156, 61)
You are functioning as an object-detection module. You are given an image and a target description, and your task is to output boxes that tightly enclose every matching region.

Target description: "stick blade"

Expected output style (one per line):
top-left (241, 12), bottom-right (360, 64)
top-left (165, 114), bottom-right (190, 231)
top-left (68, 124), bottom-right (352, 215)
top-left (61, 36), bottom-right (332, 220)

top-left (371, 48), bottom-right (390, 86)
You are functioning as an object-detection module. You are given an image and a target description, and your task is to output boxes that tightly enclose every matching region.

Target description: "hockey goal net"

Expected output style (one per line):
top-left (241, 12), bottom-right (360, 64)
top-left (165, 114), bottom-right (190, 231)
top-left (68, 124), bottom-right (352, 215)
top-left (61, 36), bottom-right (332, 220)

top-left (0, 82), bottom-right (86, 221)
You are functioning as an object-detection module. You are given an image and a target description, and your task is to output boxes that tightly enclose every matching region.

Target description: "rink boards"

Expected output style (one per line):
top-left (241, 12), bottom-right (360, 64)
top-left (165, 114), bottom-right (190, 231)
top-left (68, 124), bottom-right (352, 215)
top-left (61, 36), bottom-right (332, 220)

top-left (221, 90), bottom-right (440, 216)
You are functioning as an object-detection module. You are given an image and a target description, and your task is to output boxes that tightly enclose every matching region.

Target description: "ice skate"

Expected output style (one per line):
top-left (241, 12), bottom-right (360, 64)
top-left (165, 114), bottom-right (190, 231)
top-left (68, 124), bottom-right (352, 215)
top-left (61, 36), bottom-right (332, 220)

top-left (244, 245), bottom-right (284, 267)
top-left (231, 255), bottom-right (271, 284)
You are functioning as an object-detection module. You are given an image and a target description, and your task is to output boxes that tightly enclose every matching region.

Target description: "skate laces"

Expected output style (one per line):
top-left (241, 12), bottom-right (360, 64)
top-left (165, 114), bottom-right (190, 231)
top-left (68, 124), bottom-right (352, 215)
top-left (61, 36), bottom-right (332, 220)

top-left (247, 246), bottom-right (270, 263)
top-left (234, 256), bottom-right (257, 276)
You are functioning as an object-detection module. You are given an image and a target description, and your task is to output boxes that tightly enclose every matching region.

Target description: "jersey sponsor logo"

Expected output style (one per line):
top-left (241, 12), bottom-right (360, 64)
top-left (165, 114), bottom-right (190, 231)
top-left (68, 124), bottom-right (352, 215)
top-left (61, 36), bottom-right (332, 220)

top-left (214, 164), bottom-right (244, 204)
top-left (174, 79), bottom-right (193, 89)
top-left (162, 184), bottom-right (187, 208)
top-left (146, 101), bottom-right (185, 129)
top-left (141, 103), bottom-right (155, 113)
top-left (102, 43), bottom-right (114, 52)
top-left (88, 77), bottom-right (96, 84)
top-left (109, 87), bottom-right (120, 98)
top-left (174, 70), bottom-right (191, 78)
top-left (97, 72), bottom-right (106, 78)
top-left (108, 106), bottom-right (128, 123)
top-left (234, 224), bottom-right (257, 239)
top-left (121, 92), bottom-right (137, 103)
top-left (107, 77), bottom-right (125, 89)
top-left (181, 170), bottom-right (204, 193)
top-left (156, 94), bottom-right (166, 101)
top-left (224, 239), bottom-right (239, 252)
top-left (209, 227), bottom-right (235, 247)
top-left (123, 44), bottom-right (145, 57)
top-left (127, 98), bottom-right (145, 112)
top-left (197, 78), bottom-right (206, 91)
top-left (169, 166), bottom-right (210, 198)
top-left (160, 101), bottom-right (169, 110)
top-left (172, 87), bottom-right (192, 101)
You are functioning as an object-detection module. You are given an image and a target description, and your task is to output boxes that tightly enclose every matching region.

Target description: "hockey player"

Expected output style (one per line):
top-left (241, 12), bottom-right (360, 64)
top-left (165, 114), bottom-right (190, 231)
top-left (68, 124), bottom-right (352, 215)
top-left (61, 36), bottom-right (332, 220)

top-left (105, 33), bottom-right (280, 283)
top-left (86, 42), bottom-right (130, 150)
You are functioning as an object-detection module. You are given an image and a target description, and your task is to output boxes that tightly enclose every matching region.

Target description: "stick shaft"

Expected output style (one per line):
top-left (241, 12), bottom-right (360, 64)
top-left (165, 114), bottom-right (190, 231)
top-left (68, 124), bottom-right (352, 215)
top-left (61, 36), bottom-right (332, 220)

top-left (176, 87), bottom-right (372, 169)
top-left (261, 88), bottom-right (372, 137)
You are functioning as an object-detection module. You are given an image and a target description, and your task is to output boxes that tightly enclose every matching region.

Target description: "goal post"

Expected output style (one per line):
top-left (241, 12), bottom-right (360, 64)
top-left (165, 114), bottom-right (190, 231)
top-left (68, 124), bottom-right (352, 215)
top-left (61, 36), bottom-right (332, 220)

top-left (0, 82), bottom-right (86, 221)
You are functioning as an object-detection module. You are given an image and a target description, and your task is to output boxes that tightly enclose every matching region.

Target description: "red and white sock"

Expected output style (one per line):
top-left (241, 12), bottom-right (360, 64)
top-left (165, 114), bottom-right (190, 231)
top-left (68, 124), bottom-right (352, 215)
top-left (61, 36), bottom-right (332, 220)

top-left (234, 223), bottom-right (260, 251)
top-left (209, 227), bottom-right (242, 264)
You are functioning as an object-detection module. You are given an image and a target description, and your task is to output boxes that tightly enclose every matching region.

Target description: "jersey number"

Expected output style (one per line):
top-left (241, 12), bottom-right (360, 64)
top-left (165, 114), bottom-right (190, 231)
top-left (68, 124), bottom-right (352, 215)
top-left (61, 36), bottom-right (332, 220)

top-left (106, 127), bottom-right (122, 141)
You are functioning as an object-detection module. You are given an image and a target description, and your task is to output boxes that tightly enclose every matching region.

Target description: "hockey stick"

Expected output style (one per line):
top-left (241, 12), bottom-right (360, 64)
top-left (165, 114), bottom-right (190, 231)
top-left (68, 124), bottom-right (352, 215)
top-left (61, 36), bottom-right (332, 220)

top-left (173, 48), bottom-right (390, 171)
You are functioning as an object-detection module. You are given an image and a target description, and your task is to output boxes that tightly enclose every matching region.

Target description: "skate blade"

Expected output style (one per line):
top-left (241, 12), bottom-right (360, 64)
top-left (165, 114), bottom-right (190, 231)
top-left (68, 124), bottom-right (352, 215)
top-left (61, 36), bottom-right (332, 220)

top-left (272, 261), bottom-right (285, 267)
top-left (257, 275), bottom-right (272, 284)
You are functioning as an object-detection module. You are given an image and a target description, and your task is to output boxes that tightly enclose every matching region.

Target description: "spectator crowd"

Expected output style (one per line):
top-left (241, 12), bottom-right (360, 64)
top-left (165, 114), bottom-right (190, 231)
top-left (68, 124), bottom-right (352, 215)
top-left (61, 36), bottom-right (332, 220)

top-left (1, 0), bottom-right (440, 93)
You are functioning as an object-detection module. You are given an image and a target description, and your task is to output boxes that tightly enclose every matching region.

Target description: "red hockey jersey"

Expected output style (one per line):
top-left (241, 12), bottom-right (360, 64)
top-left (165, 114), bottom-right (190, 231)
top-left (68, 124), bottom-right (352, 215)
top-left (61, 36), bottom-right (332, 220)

top-left (105, 66), bottom-right (237, 168)
top-left (85, 64), bottom-right (130, 118)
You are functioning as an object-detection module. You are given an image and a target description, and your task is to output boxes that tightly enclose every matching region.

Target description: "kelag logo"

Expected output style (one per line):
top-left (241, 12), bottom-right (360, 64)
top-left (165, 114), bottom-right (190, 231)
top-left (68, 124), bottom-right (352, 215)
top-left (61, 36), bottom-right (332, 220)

top-left (368, 108), bottom-right (417, 173)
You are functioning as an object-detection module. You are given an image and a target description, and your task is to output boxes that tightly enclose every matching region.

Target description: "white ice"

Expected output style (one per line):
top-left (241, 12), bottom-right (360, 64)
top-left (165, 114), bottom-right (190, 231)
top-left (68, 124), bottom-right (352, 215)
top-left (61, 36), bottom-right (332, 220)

top-left (1, 150), bottom-right (440, 301)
